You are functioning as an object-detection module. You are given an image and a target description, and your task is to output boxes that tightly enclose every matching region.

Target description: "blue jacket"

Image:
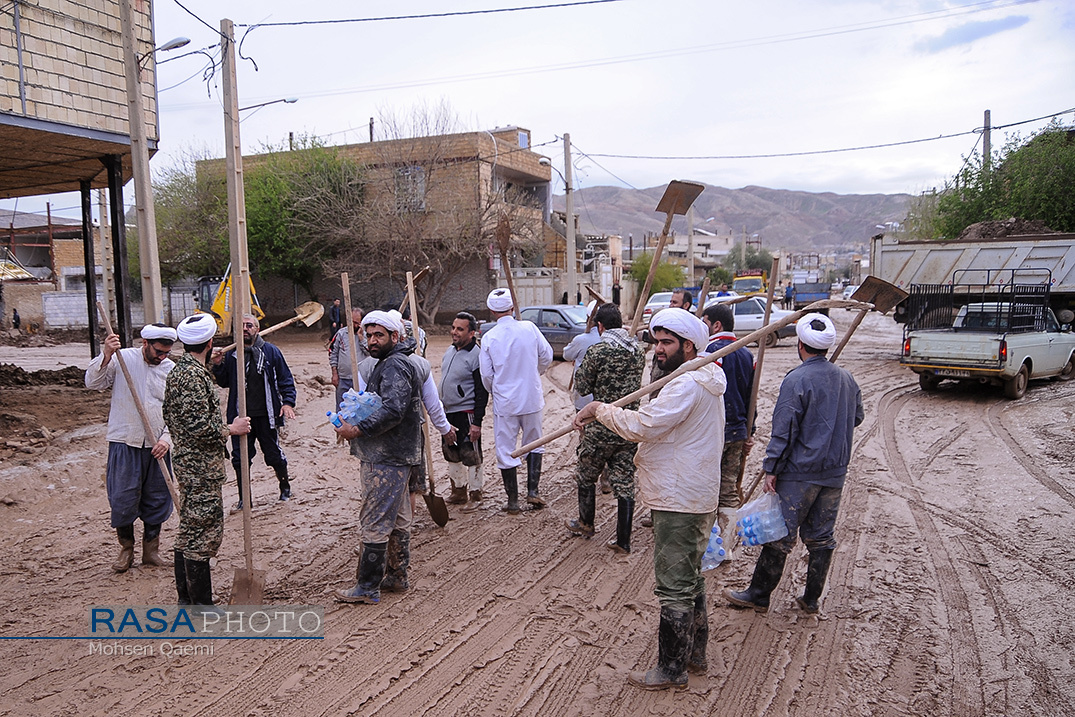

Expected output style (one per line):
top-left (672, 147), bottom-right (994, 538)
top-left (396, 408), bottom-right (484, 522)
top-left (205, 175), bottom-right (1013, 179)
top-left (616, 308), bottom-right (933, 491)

top-left (763, 355), bottom-right (863, 487)
top-left (212, 340), bottom-right (297, 429)
top-left (706, 333), bottom-right (754, 442)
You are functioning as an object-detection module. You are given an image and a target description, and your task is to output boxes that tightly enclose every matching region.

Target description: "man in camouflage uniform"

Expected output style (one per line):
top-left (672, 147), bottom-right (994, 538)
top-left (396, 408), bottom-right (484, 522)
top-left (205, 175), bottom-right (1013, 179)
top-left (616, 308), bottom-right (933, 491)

top-left (163, 314), bottom-right (250, 610)
top-left (566, 303), bottom-right (646, 553)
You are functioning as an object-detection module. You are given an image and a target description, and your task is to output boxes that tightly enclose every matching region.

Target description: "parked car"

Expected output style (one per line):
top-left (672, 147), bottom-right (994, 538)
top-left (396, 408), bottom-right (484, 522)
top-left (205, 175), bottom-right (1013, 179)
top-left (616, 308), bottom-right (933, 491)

top-left (478, 304), bottom-right (589, 359)
top-left (706, 295), bottom-right (797, 348)
top-left (842, 284), bottom-right (860, 301)
top-left (640, 290), bottom-right (737, 327)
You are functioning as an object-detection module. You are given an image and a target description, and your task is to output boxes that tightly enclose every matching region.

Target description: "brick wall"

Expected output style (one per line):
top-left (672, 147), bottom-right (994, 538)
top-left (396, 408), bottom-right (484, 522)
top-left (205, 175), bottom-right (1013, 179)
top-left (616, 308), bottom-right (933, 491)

top-left (0, 0), bottom-right (157, 139)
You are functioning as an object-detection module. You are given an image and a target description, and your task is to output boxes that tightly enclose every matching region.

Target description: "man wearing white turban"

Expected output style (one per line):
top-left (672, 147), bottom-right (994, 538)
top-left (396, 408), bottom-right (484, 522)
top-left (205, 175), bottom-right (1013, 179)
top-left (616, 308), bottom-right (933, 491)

top-left (575, 306), bottom-right (726, 690)
top-left (479, 288), bottom-right (554, 513)
top-left (725, 313), bottom-right (863, 616)
top-left (85, 323), bottom-right (178, 572)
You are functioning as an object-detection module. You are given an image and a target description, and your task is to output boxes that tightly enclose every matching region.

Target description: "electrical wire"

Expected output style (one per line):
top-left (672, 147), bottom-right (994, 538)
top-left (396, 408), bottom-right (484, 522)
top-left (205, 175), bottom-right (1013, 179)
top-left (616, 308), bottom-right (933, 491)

top-left (234, 0), bottom-right (626, 27)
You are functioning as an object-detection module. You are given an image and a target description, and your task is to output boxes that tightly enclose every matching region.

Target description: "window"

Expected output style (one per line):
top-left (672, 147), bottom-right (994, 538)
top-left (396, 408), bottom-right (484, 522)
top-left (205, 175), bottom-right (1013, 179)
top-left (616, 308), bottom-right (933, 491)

top-left (520, 308), bottom-right (540, 324)
top-left (394, 166), bottom-right (427, 212)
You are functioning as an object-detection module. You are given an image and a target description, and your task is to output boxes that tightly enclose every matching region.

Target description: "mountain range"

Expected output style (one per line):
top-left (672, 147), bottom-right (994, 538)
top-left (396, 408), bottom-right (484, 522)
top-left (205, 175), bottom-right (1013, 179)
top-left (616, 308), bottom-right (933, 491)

top-left (552, 183), bottom-right (911, 254)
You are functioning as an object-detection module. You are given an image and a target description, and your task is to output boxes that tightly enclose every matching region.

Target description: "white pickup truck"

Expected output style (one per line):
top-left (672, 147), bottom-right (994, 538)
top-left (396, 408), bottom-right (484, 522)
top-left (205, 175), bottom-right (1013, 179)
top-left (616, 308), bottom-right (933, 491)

top-left (901, 302), bottom-right (1075, 399)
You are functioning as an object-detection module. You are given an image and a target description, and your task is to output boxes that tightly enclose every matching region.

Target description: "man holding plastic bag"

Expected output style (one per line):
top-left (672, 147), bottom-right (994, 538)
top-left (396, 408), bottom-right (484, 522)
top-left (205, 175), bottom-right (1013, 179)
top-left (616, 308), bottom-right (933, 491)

top-left (725, 313), bottom-right (863, 614)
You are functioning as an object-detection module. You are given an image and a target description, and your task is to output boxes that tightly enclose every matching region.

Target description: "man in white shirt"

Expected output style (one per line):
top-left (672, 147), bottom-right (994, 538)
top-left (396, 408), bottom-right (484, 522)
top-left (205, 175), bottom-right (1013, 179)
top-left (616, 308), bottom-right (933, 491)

top-left (479, 288), bottom-right (554, 514)
top-left (85, 323), bottom-right (177, 572)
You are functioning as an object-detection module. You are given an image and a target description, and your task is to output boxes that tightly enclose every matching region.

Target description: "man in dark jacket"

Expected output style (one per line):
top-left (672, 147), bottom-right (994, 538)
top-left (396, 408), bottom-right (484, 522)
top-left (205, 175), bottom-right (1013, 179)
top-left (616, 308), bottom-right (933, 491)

top-left (725, 313), bottom-right (863, 615)
top-left (702, 302), bottom-right (755, 562)
top-left (334, 310), bottom-right (423, 605)
top-left (211, 313), bottom-right (297, 508)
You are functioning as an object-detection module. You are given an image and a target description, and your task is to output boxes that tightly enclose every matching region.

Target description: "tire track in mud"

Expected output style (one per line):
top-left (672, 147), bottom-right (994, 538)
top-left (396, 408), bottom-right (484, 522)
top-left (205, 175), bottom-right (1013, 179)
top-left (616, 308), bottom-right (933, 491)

top-left (877, 385), bottom-right (987, 715)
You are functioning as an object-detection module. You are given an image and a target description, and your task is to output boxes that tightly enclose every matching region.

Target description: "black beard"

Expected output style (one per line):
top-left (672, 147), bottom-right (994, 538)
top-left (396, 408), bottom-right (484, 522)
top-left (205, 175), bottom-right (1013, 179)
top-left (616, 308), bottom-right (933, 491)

top-left (656, 345), bottom-right (685, 373)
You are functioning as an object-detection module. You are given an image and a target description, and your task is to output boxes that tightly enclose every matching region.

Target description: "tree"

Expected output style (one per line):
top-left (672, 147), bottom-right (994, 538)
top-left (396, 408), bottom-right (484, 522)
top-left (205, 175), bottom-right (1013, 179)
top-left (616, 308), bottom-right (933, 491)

top-left (721, 244), bottom-right (774, 275)
top-left (152, 147), bottom-right (230, 283)
top-left (706, 266), bottom-right (734, 287)
top-left (629, 252), bottom-right (685, 294)
top-left (914, 119), bottom-right (1075, 239)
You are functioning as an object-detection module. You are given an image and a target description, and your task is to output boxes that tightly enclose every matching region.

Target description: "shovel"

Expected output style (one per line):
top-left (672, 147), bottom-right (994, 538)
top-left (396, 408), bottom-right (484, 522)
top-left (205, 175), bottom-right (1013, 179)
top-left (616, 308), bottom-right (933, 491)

top-left (398, 266), bottom-right (430, 313)
top-left (215, 301), bottom-right (324, 353)
top-left (628, 180), bottom-right (705, 336)
top-left (494, 216), bottom-right (521, 319)
top-left (695, 276), bottom-right (711, 318)
top-left (407, 270), bottom-right (449, 527)
top-left (95, 302), bottom-right (180, 510)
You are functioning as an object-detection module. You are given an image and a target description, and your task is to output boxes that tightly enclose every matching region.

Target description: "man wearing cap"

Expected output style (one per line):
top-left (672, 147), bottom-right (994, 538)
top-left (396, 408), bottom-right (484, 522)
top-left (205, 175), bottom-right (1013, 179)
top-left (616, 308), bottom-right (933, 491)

top-left (479, 288), bottom-right (554, 514)
top-left (701, 302), bottom-right (756, 563)
top-left (575, 307), bottom-right (725, 690)
top-left (85, 323), bottom-right (178, 572)
top-left (164, 314), bottom-right (251, 611)
top-left (211, 313), bottom-right (297, 507)
top-left (725, 313), bottom-right (863, 615)
top-left (334, 310), bottom-right (424, 604)
top-left (438, 311), bottom-right (489, 509)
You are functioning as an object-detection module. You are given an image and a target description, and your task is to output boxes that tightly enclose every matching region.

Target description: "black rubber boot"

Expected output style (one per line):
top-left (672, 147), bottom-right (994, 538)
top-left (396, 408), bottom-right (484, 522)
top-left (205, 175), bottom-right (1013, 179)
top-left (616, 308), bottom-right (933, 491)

top-left (525, 453), bottom-right (545, 508)
top-left (112, 524), bottom-right (135, 573)
top-left (687, 592), bottom-right (709, 674)
top-left (628, 606), bottom-right (692, 690)
top-left (184, 558), bottom-right (224, 616)
top-left (606, 498), bottom-right (634, 554)
top-left (275, 465), bottom-right (291, 501)
top-left (141, 523), bottom-right (166, 566)
top-left (380, 530), bottom-right (411, 593)
top-left (724, 545), bottom-right (788, 613)
top-left (566, 482), bottom-right (596, 537)
top-left (174, 550), bottom-right (190, 605)
top-left (501, 468), bottom-right (521, 515)
top-left (796, 549), bottom-right (834, 614)
top-left (336, 542), bottom-right (387, 604)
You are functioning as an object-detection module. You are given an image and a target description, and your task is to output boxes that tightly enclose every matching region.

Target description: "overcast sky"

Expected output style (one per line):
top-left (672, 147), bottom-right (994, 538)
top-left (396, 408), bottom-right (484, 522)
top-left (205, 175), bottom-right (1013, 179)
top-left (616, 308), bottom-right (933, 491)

top-left (6, 0), bottom-right (1073, 221)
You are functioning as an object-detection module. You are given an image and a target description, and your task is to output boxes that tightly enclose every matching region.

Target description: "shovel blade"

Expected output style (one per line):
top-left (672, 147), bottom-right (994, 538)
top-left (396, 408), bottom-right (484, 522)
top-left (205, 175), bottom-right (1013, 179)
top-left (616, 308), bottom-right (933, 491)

top-left (295, 301), bottom-right (324, 326)
top-left (424, 492), bottom-right (450, 527)
top-left (230, 567), bottom-right (266, 605)
top-left (851, 275), bottom-right (908, 314)
top-left (654, 180), bottom-right (706, 216)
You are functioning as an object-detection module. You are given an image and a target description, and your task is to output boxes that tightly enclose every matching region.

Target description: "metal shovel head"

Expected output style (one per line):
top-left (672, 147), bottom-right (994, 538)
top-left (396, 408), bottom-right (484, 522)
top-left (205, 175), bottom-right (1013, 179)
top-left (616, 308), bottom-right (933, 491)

top-left (424, 491), bottom-right (449, 527)
top-left (295, 301), bottom-right (325, 326)
top-left (851, 275), bottom-right (908, 314)
top-left (230, 567), bottom-right (266, 604)
top-left (654, 180), bottom-right (706, 216)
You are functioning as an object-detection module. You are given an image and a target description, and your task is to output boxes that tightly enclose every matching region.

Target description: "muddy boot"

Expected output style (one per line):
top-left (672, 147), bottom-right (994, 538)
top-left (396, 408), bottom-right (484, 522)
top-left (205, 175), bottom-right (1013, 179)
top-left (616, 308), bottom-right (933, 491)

top-left (380, 530), bottom-right (411, 593)
top-left (275, 465), bottom-right (291, 502)
top-left (460, 490), bottom-right (483, 513)
top-left (184, 557), bottom-right (224, 616)
top-left (640, 512), bottom-right (653, 528)
top-left (174, 550), bottom-right (191, 605)
top-left (446, 480), bottom-right (468, 505)
top-left (628, 606), bottom-right (692, 690)
top-left (141, 523), bottom-right (167, 566)
top-left (724, 545), bottom-right (788, 613)
top-left (687, 593), bottom-right (709, 675)
top-left (606, 498), bottom-right (634, 554)
top-left (796, 549), bottom-right (834, 614)
top-left (565, 482), bottom-right (596, 538)
top-left (336, 542), bottom-right (387, 604)
top-left (501, 468), bottom-right (521, 515)
top-left (112, 525), bottom-right (135, 573)
top-left (525, 452), bottom-right (545, 508)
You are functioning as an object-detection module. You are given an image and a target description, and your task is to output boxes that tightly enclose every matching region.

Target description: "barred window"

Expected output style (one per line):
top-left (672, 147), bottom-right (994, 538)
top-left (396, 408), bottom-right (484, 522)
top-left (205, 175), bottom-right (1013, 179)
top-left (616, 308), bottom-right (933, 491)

top-left (395, 166), bottom-right (427, 212)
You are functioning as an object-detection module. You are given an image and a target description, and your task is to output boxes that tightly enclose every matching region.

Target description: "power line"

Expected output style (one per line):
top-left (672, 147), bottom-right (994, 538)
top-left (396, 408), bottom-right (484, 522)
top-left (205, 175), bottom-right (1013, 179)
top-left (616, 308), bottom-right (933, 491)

top-left (234, 0), bottom-right (626, 28)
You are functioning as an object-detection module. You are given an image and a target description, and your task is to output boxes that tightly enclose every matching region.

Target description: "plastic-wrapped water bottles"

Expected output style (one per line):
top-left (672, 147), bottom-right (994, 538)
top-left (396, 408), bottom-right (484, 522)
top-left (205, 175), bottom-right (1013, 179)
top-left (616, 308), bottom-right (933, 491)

top-left (701, 524), bottom-right (726, 571)
top-left (326, 411), bottom-right (343, 428)
top-left (338, 388), bottom-right (382, 425)
top-left (735, 492), bottom-right (789, 546)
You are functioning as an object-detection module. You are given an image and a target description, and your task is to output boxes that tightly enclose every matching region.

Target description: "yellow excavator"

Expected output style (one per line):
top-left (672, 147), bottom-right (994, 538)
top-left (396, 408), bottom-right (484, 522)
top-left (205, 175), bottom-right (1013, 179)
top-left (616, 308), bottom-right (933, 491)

top-left (194, 263), bottom-right (264, 337)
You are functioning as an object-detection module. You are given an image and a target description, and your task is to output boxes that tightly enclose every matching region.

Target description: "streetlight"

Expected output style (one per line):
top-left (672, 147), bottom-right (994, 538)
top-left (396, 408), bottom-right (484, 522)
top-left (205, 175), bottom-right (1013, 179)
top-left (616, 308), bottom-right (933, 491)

top-left (540, 138), bottom-right (577, 305)
top-left (239, 97), bottom-right (299, 112)
top-left (137, 36), bottom-right (190, 67)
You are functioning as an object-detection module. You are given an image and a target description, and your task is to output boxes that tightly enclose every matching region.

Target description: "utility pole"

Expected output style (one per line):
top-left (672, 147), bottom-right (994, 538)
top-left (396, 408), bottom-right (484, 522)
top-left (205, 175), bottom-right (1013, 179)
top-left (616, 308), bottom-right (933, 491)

top-left (563, 133), bottom-right (576, 305)
top-left (983, 109), bottom-right (992, 173)
top-left (119, 0), bottom-right (163, 323)
top-left (97, 189), bottom-right (115, 325)
top-left (686, 206), bottom-right (695, 284)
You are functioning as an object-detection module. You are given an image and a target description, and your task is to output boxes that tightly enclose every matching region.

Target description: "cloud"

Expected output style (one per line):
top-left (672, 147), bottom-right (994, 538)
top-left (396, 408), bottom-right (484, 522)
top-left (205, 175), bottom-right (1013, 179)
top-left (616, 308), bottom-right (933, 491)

top-left (916, 15), bottom-right (1030, 53)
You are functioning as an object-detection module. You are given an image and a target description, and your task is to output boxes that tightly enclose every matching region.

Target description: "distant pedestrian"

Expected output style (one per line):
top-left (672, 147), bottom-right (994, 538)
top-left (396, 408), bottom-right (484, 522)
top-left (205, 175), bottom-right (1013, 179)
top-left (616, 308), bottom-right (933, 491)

top-left (725, 313), bottom-right (863, 615)
top-left (12, 308), bottom-right (20, 330)
top-left (783, 282), bottom-right (795, 310)
top-left (328, 299), bottom-right (342, 335)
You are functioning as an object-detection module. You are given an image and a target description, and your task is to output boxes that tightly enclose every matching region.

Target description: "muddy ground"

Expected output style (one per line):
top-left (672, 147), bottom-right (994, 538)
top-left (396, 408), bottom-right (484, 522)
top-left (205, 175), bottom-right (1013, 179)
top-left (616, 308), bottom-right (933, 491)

top-left (0, 311), bottom-right (1073, 717)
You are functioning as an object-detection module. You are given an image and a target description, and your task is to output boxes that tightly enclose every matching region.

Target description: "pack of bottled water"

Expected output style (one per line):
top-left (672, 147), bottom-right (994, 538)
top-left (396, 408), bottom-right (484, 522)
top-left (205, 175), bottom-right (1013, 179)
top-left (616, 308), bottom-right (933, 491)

top-left (735, 492), bottom-right (789, 546)
top-left (701, 523), bottom-right (726, 571)
top-left (327, 389), bottom-right (382, 427)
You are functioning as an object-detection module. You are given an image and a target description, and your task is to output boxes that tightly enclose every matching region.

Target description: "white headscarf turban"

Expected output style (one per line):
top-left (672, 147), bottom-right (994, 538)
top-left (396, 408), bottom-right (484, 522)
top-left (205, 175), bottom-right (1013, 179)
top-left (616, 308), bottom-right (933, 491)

top-left (651, 307), bottom-right (710, 354)
top-left (486, 288), bottom-right (514, 313)
top-left (796, 312), bottom-right (837, 349)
